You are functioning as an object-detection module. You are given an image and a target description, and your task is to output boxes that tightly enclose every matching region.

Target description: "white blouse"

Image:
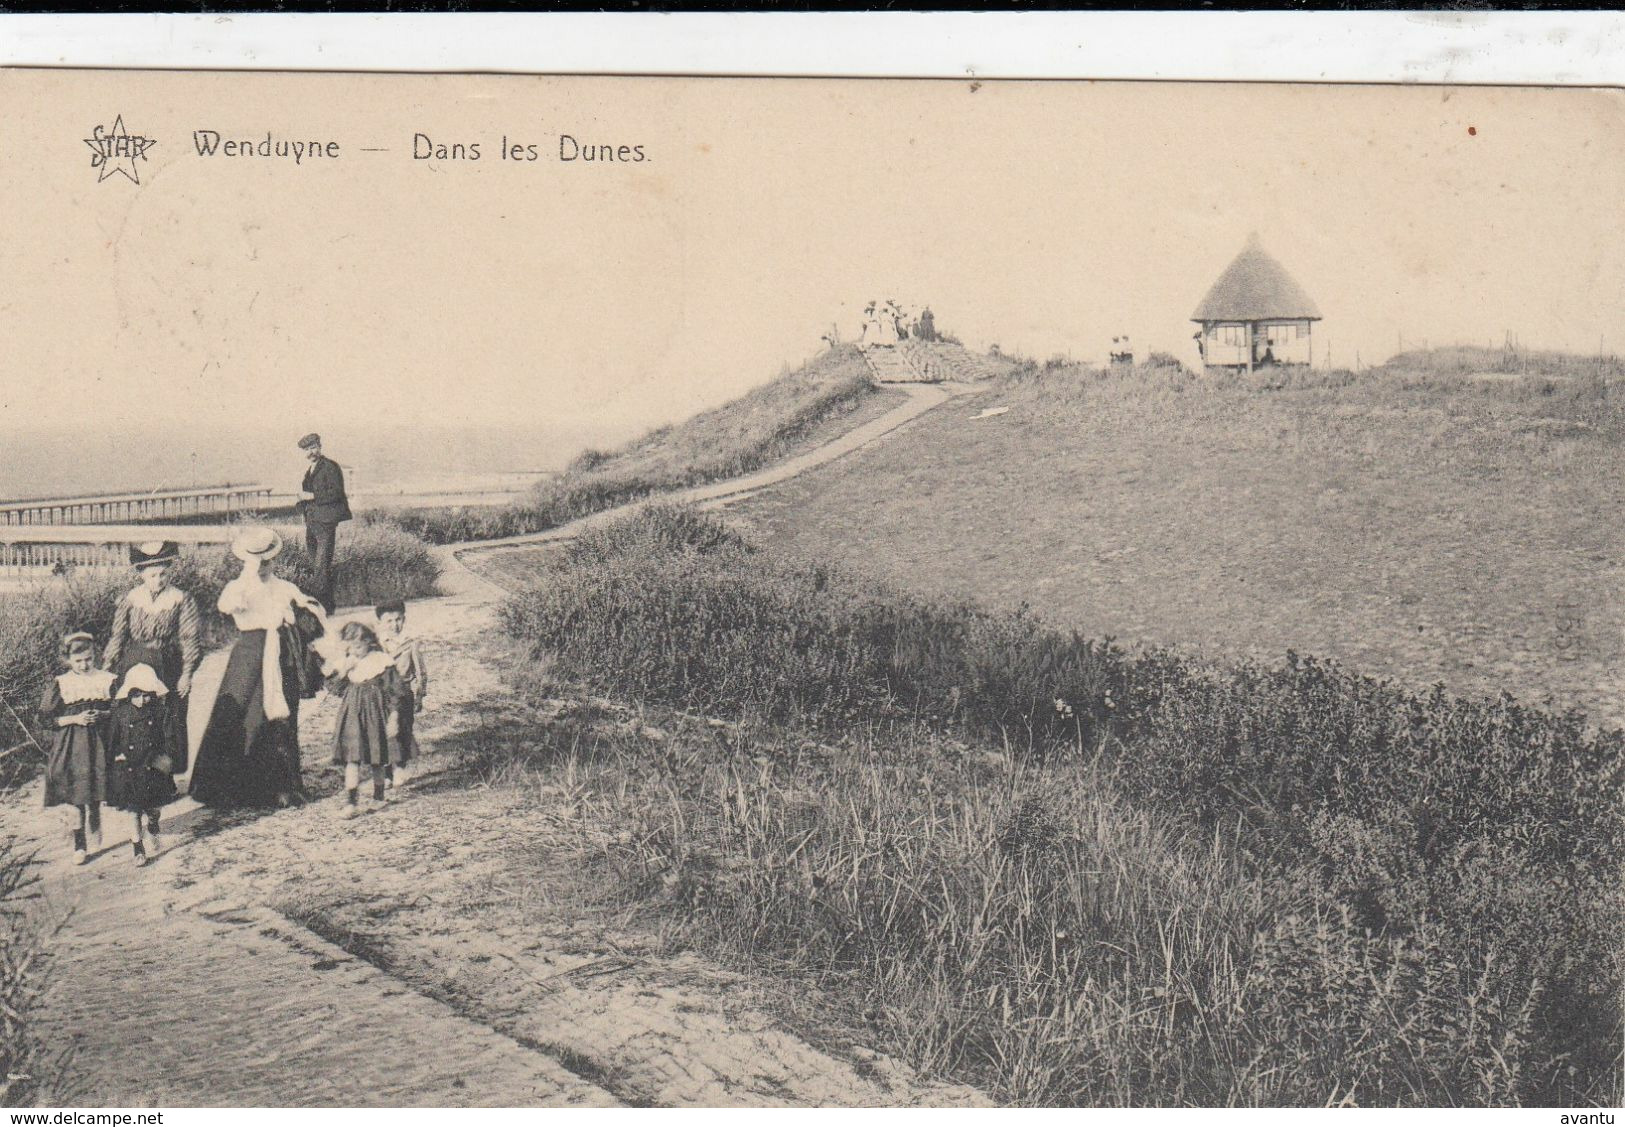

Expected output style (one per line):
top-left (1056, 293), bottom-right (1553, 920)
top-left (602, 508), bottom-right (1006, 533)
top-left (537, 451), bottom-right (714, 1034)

top-left (216, 573), bottom-right (323, 724)
top-left (217, 574), bottom-right (321, 633)
top-left (57, 669), bottom-right (117, 704)
top-left (339, 651), bottom-right (394, 683)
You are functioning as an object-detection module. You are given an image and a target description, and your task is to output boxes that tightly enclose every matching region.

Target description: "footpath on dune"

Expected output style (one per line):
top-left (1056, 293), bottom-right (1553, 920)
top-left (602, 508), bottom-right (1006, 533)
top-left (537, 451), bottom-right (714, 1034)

top-left (10, 380), bottom-right (987, 1108)
top-left (455, 380), bottom-right (963, 556)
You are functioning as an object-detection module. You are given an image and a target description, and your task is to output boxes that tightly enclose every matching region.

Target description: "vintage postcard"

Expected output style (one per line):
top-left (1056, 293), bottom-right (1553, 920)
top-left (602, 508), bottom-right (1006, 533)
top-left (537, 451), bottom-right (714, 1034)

top-left (0, 64), bottom-right (1620, 1111)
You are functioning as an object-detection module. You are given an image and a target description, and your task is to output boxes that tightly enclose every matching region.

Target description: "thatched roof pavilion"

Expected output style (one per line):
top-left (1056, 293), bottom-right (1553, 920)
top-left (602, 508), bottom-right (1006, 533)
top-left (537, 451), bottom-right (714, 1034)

top-left (1192, 235), bottom-right (1320, 373)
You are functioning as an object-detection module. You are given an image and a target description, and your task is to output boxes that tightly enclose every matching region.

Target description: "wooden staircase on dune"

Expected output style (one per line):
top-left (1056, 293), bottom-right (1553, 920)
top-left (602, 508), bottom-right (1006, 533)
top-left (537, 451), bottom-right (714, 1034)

top-left (861, 344), bottom-right (929, 383)
top-left (861, 340), bottom-right (1010, 384)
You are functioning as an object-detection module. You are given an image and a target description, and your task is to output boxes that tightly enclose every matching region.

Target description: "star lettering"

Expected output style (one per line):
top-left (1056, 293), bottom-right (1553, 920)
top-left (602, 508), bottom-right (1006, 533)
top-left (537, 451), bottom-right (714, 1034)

top-left (84, 115), bottom-right (156, 184)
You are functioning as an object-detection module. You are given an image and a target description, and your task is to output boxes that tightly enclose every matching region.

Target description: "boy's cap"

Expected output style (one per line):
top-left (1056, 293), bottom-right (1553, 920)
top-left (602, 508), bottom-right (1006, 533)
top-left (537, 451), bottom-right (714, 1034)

top-left (297, 433), bottom-right (322, 450)
top-left (375, 600), bottom-right (406, 616)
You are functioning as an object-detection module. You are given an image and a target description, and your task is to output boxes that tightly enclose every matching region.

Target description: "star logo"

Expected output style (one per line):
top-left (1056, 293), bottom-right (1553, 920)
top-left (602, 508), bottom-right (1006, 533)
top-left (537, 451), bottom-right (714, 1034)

top-left (84, 115), bottom-right (156, 184)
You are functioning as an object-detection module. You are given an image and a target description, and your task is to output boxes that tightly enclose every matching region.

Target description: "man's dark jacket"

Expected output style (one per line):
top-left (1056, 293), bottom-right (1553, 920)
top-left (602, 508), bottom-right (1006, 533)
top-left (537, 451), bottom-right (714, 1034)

top-left (300, 456), bottom-right (352, 525)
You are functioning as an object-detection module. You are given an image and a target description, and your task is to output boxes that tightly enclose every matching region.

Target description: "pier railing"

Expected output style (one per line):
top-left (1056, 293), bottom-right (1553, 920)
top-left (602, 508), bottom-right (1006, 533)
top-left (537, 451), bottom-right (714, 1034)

top-left (0, 484), bottom-right (273, 527)
top-left (0, 524), bottom-right (248, 574)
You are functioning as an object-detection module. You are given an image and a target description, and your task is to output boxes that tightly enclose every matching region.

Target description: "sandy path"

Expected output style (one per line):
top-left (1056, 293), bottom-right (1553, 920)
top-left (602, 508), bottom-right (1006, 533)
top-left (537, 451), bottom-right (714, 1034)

top-left (18, 577), bottom-right (619, 1106)
top-left (9, 379), bottom-right (986, 1107)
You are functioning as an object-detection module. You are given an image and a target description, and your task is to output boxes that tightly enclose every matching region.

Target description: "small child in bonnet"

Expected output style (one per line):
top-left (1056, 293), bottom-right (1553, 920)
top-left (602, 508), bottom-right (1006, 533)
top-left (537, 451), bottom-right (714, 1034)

top-left (107, 663), bottom-right (179, 865)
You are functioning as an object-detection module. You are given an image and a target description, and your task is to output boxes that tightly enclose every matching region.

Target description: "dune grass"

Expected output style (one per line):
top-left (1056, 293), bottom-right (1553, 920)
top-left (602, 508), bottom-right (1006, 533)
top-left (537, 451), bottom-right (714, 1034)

top-left (1377, 344), bottom-right (1625, 382)
top-left (376, 345), bottom-right (877, 545)
top-left (491, 506), bottom-right (1622, 1107)
top-left (0, 836), bottom-right (57, 1107)
top-left (729, 349), bottom-right (1625, 728)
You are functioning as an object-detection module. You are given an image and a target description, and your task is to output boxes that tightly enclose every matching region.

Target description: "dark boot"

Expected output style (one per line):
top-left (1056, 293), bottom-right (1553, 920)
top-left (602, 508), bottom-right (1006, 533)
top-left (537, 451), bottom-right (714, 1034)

top-left (72, 829), bottom-right (87, 866)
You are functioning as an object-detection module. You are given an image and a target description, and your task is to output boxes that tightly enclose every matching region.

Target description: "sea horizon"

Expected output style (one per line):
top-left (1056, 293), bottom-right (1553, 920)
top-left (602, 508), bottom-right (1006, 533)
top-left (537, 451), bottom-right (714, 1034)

top-left (0, 420), bottom-right (642, 503)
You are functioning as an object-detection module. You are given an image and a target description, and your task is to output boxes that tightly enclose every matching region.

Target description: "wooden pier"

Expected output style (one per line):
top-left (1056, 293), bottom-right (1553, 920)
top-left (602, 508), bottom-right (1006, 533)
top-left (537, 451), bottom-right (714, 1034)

top-left (0, 523), bottom-right (264, 575)
top-left (0, 484), bottom-right (273, 527)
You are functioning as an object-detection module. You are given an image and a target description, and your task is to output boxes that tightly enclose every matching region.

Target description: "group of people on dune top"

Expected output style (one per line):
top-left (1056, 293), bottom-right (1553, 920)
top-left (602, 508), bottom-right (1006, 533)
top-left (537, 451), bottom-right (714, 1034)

top-left (37, 433), bottom-right (430, 867)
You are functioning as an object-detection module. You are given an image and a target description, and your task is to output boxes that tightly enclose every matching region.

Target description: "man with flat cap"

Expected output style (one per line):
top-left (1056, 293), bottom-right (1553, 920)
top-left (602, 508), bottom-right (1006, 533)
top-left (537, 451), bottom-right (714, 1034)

top-left (296, 433), bottom-right (351, 614)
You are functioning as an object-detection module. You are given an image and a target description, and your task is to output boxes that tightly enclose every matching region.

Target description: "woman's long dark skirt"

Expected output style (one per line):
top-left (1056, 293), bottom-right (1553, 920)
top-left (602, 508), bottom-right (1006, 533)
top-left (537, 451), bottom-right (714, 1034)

top-left (188, 628), bottom-right (304, 807)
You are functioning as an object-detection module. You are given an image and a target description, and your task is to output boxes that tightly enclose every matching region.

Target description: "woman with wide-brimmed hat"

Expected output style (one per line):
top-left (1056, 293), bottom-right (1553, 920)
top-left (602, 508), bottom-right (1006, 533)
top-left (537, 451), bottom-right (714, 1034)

top-left (188, 527), bottom-right (327, 808)
top-left (104, 540), bottom-right (203, 774)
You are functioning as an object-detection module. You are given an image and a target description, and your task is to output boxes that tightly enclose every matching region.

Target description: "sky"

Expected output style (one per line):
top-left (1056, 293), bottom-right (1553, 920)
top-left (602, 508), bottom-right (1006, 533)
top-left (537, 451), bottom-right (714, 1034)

top-left (4, 73), bottom-right (1623, 450)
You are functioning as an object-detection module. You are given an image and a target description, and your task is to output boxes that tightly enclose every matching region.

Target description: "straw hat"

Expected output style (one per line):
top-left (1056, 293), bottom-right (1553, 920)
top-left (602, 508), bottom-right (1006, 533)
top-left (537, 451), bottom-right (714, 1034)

top-left (231, 526), bottom-right (282, 563)
top-left (130, 540), bottom-right (179, 569)
top-left (116, 664), bottom-right (169, 700)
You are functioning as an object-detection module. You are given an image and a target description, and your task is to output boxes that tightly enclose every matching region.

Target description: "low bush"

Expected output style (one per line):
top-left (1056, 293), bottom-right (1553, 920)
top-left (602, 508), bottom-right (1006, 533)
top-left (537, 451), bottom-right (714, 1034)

top-left (499, 506), bottom-right (1624, 1105)
top-left (1143, 350), bottom-right (1188, 371)
top-left (272, 521), bottom-right (442, 611)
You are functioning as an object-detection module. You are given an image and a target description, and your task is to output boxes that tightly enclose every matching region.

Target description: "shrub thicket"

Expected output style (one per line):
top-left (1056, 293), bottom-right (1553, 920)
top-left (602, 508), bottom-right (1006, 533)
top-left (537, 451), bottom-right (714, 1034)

top-left (499, 506), bottom-right (1624, 1106)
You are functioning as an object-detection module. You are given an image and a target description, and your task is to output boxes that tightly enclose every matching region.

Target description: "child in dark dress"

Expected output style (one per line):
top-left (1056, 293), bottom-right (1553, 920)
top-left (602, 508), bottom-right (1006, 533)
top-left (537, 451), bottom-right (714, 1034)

top-left (325, 622), bottom-right (410, 819)
top-left (40, 633), bottom-right (115, 865)
top-left (107, 664), bottom-right (179, 866)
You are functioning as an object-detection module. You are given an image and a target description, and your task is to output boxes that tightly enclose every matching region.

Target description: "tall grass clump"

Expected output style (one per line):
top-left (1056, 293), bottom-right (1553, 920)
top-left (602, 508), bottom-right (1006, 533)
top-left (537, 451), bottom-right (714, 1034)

top-left (499, 506), bottom-right (1624, 1106)
top-left (0, 837), bottom-right (55, 1106)
top-left (381, 345), bottom-right (876, 544)
top-left (535, 718), bottom-right (1558, 1105)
